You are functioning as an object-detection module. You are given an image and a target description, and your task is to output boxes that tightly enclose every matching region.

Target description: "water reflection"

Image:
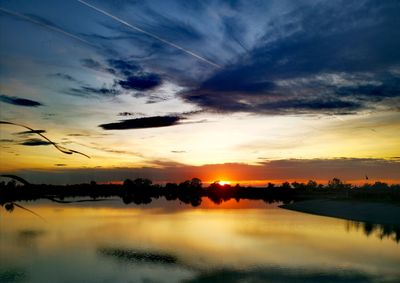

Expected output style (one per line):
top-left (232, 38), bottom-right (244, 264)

top-left (17, 229), bottom-right (46, 239)
top-left (183, 267), bottom-right (380, 283)
top-left (346, 221), bottom-right (400, 243)
top-left (0, 268), bottom-right (26, 283)
top-left (98, 247), bottom-right (178, 265)
top-left (1, 199), bottom-right (400, 283)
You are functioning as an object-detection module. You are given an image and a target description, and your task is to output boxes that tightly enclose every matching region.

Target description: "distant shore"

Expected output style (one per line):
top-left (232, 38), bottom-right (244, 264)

top-left (280, 199), bottom-right (400, 225)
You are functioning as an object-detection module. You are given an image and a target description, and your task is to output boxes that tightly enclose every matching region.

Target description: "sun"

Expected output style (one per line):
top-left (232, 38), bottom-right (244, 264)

top-left (217, 180), bottom-right (231, 186)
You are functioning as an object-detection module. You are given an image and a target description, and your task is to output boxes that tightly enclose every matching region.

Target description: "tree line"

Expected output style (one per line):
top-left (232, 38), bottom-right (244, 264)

top-left (1, 177), bottom-right (399, 207)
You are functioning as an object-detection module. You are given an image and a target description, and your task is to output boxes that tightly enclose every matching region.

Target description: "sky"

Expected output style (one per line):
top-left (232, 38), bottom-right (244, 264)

top-left (0, 0), bottom-right (399, 185)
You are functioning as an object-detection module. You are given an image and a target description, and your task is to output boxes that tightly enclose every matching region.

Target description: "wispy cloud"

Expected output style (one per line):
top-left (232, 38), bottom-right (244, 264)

top-left (76, 0), bottom-right (221, 68)
top-left (49, 73), bottom-right (81, 83)
top-left (67, 86), bottom-right (120, 97)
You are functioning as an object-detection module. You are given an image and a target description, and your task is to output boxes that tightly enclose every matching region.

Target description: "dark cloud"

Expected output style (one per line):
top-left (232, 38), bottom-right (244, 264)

top-left (180, 0), bottom-right (400, 114)
top-left (67, 133), bottom-right (90, 137)
top-left (335, 77), bottom-right (400, 100)
top-left (107, 59), bottom-right (140, 76)
top-left (118, 112), bottom-right (145, 117)
top-left (0, 94), bottom-right (43, 107)
top-left (118, 73), bottom-right (162, 91)
top-left (79, 57), bottom-right (163, 94)
top-left (54, 164), bottom-right (67, 167)
top-left (99, 115), bottom-right (182, 130)
top-left (171, 150), bottom-right (186, 154)
top-left (259, 99), bottom-right (361, 113)
top-left (20, 138), bottom-right (51, 146)
top-left (189, 96), bottom-right (361, 114)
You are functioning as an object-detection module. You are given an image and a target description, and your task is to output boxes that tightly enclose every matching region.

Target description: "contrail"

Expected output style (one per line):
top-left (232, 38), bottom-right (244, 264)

top-left (0, 121), bottom-right (90, 158)
top-left (76, 0), bottom-right (221, 68)
top-left (0, 6), bottom-right (95, 47)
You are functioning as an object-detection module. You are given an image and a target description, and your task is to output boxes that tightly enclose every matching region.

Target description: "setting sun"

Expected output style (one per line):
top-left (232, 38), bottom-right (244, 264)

top-left (217, 180), bottom-right (231, 186)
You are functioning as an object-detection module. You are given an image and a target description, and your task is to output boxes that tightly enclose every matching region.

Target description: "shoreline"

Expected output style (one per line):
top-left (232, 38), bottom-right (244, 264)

top-left (280, 199), bottom-right (400, 225)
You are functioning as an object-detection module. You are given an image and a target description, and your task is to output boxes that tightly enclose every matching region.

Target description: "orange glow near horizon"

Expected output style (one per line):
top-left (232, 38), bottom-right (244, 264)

top-left (217, 180), bottom-right (231, 186)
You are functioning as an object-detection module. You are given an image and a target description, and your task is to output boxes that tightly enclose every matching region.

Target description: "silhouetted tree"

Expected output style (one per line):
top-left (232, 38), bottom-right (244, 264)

top-left (179, 180), bottom-right (191, 189)
top-left (209, 181), bottom-right (222, 190)
top-left (306, 180), bottom-right (318, 190)
top-left (328, 178), bottom-right (344, 189)
top-left (6, 180), bottom-right (16, 189)
top-left (371, 182), bottom-right (389, 190)
top-left (133, 178), bottom-right (152, 187)
top-left (123, 179), bottom-right (134, 187)
top-left (190, 178), bottom-right (202, 189)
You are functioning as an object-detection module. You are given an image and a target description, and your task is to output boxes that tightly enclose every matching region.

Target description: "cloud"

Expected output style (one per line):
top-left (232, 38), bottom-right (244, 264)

top-left (171, 150), bottom-right (186, 153)
top-left (77, 0), bottom-right (220, 68)
top-left (67, 133), bottom-right (90, 137)
top-left (81, 58), bottom-right (116, 74)
top-left (179, 0), bottom-right (400, 114)
top-left (0, 94), bottom-right (43, 107)
top-left (118, 112), bottom-right (145, 117)
top-left (118, 73), bottom-right (162, 91)
top-left (99, 115), bottom-right (182, 130)
top-left (67, 86), bottom-right (120, 97)
top-left (3, 0), bottom-right (400, 115)
top-left (107, 59), bottom-right (140, 76)
top-left (49, 73), bottom-right (80, 82)
top-left (20, 138), bottom-right (51, 146)
top-left (335, 77), bottom-right (400, 100)
top-left (79, 57), bottom-right (163, 94)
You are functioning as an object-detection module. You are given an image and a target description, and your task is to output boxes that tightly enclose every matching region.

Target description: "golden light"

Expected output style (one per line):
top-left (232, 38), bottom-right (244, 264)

top-left (217, 180), bottom-right (231, 186)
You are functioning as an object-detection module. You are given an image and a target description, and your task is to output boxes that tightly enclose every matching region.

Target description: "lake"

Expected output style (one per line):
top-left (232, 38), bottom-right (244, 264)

top-left (1, 198), bottom-right (399, 283)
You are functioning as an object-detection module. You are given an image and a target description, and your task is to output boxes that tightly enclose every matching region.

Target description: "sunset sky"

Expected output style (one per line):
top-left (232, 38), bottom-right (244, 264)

top-left (0, 0), bottom-right (399, 184)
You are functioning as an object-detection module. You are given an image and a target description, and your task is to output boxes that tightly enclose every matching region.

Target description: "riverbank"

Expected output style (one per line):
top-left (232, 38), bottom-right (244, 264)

top-left (280, 199), bottom-right (400, 225)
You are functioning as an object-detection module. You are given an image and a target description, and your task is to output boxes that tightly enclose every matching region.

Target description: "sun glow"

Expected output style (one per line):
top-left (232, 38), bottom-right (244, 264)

top-left (217, 180), bottom-right (231, 186)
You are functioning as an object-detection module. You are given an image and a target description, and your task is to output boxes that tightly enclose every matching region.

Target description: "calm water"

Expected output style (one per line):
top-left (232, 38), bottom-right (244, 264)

top-left (1, 198), bottom-right (399, 283)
